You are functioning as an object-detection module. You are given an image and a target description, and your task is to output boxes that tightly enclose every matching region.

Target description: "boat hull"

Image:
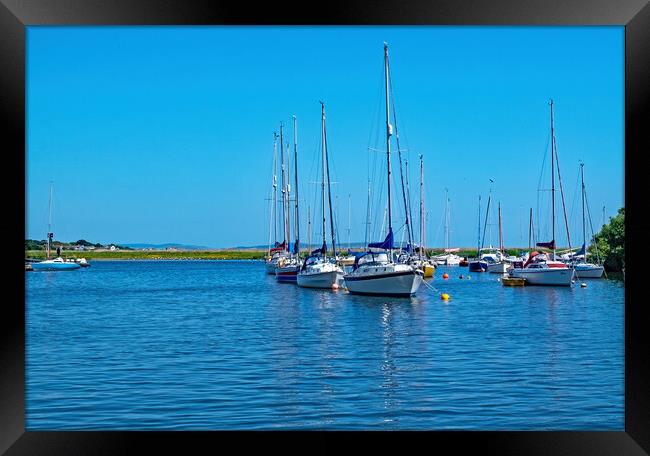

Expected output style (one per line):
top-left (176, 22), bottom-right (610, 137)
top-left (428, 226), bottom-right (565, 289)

top-left (573, 265), bottom-right (605, 278)
top-left (265, 261), bottom-right (278, 275)
top-left (276, 266), bottom-right (299, 283)
top-left (344, 270), bottom-right (423, 297)
top-left (468, 261), bottom-right (487, 272)
top-left (487, 262), bottom-right (509, 274)
top-left (297, 270), bottom-right (343, 289)
top-left (509, 268), bottom-right (574, 286)
top-left (32, 261), bottom-right (81, 271)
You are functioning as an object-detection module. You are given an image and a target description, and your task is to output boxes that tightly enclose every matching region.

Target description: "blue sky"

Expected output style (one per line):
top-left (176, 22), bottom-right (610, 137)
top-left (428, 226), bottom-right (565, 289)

top-left (26, 26), bottom-right (623, 248)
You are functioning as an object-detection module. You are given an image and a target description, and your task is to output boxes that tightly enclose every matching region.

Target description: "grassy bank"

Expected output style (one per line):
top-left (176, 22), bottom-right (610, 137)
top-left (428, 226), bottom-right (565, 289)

top-left (25, 250), bottom-right (268, 260)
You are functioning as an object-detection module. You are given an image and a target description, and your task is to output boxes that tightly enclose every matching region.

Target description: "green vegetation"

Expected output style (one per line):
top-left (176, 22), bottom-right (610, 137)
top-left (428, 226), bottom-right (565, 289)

top-left (589, 207), bottom-right (624, 272)
top-left (25, 249), bottom-right (267, 260)
top-left (25, 239), bottom-right (132, 251)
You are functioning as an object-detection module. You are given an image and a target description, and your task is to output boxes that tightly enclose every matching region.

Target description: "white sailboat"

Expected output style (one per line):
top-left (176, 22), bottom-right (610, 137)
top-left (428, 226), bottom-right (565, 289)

top-left (32, 182), bottom-right (81, 271)
top-left (509, 100), bottom-right (573, 286)
top-left (343, 43), bottom-right (423, 297)
top-left (570, 162), bottom-right (604, 278)
top-left (432, 189), bottom-right (461, 266)
top-left (297, 102), bottom-right (344, 289)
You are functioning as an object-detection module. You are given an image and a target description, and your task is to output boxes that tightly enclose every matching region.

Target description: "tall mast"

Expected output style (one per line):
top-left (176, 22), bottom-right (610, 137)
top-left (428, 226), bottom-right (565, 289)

top-left (268, 133), bottom-right (278, 255)
top-left (419, 154), bottom-right (424, 257)
top-left (481, 190), bottom-right (491, 250)
top-left (323, 102), bottom-right (338, 259)
top-left (384, 43), bottom-right (393, 259)
top-left (286, 139), bottom-right (292, 252)
top-left (320, 102), bottom-right (327, 256)
top-left (323, 105), bottom-right (338, 259)
top-left (581, 162), bottom-right (586, 251)
top-left (279, 123), bottom-right (288, 251)
top-left (550, 99), bottom-right (556, 259)
top-left (293, 115), bottom-right (300, 257)
top-left (477, 195), bottom-right (481, 254)
top-left (47, 181), bottom-right (53, 259)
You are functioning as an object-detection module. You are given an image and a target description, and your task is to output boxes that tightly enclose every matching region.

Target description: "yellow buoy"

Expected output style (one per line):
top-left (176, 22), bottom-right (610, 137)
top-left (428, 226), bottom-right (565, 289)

top-left (441, 293), bottom-right (450, 300)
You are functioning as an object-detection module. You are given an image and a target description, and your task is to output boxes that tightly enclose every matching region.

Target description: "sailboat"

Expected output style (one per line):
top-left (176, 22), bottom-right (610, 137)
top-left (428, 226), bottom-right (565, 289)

top-left (509, 100), bottom-right (573, 286)
top-left (570, 162), bottom-right (604, 278)
top-left (486, 203), bottom-right (510, 273)
top-left (275, 118), bottom-right (302, 282)
top-left (32, 182), bottom-right (81, 271)
top-left (265, 132), bottom-right (289, 274)
top-left (297, 102), bottom-right (344, 289)
top-left (343, 43), bottom-right (423, 297)
top-left (468, 195), bottom-right (489, 272)
top-left (432, 189), bottom-right (461, 266)
top-left (406, 154), bottom-right (434, 277)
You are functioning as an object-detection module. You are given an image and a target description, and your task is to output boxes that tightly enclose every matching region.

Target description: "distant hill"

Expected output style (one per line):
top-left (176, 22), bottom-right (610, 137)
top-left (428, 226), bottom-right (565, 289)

top-left (122, 243), bottom-right (213, 250)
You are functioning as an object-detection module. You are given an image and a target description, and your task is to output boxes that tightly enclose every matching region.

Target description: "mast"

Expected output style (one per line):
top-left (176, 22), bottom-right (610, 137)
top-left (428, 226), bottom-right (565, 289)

top-left (323, 102), bottom-right (338, 259)
top-left (347, 194), bottom-right (351, 251)
top-left (364, 179), bottom-right (372, 246)
top-left (268, 133), bottom-right (278, 256)
top-left (384, 42), bottom-right (393, 259)
top-left (498, 202), bottom-right (504, 252)
top-left (481, 190), bottom-right (491, 250)
top-left (528, 208), bottom-right (533, 251)
top-left (293, 115), bottom-right (300, 257)
top-left (419, 155), bottom-right (424, 257)
top-left (286, 140), bottom-right (292, 253)
top-left (444, 189), bottom-right (450, 250)
top-left (477, 195), bottom-right (481, 255)
top-left (307, 205), bottom-right (312, 253)
top-left (320, 102), bottom-right (327, 257)
top-left (550, 99), bottom-right (556, 260)
top-left (47, 181), bottom-right (53, 259)
top-left (279, 123), bottom-right (288, 251)
top-left (581, 162), bottom-right (586, 252)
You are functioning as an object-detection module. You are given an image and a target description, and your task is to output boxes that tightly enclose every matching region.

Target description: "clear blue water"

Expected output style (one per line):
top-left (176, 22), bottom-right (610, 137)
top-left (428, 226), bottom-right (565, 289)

top-left (25, 260), bottom-right (624, 430)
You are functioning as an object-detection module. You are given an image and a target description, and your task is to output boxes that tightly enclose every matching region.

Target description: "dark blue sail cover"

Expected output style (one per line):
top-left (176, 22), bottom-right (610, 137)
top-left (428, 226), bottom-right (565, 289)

top-left (293, 240), bottom-right (300, 255)
top-left (576, 243), bottom-right (586, 256)
top-left (368, 229), bottom-right (394, 250)
top-left (536, 239), bottom-right (556, 250)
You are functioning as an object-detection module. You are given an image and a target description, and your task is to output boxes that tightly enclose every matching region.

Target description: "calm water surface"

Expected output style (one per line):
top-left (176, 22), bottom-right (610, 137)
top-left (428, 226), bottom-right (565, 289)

top-left (26, 260), bottom-right (624, 430)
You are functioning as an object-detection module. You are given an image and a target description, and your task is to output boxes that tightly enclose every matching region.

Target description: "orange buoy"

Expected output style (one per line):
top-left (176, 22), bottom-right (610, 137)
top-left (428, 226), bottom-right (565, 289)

top-left (442, 273), bottom-right (449, 279)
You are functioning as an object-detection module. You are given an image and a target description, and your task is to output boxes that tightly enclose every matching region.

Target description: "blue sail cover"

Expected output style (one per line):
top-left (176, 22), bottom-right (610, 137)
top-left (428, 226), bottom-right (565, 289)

top-left (403, 243), bottom-right (412, 253)
top-left (576, 243), bottom-right (586, 256)
top-left (536, 239), bottom-right (556, 250)
top-left (368, 229), bottom-right (394, 250)
top-left (293, 240), bottom-right (300, 255)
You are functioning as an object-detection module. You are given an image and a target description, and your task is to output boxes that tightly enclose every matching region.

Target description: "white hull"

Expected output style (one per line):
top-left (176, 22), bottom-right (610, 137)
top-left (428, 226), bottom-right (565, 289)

top-left (510, 267), bottom-right (574, 286)
top-left (32, 260), bottom-right (81, 271)
top-left (573, 264), bottom-right (605, 278)
top-left (487, 262), bottom-right (509, 274)
top-left (297, 270), bottom-right (343, 288)
top-left (344, 269), bottom-right (423, 297)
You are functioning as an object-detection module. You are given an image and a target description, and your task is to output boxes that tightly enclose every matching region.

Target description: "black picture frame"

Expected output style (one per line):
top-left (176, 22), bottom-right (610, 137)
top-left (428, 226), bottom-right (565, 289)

top-left (4, 0), bottom-right (648, 453)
